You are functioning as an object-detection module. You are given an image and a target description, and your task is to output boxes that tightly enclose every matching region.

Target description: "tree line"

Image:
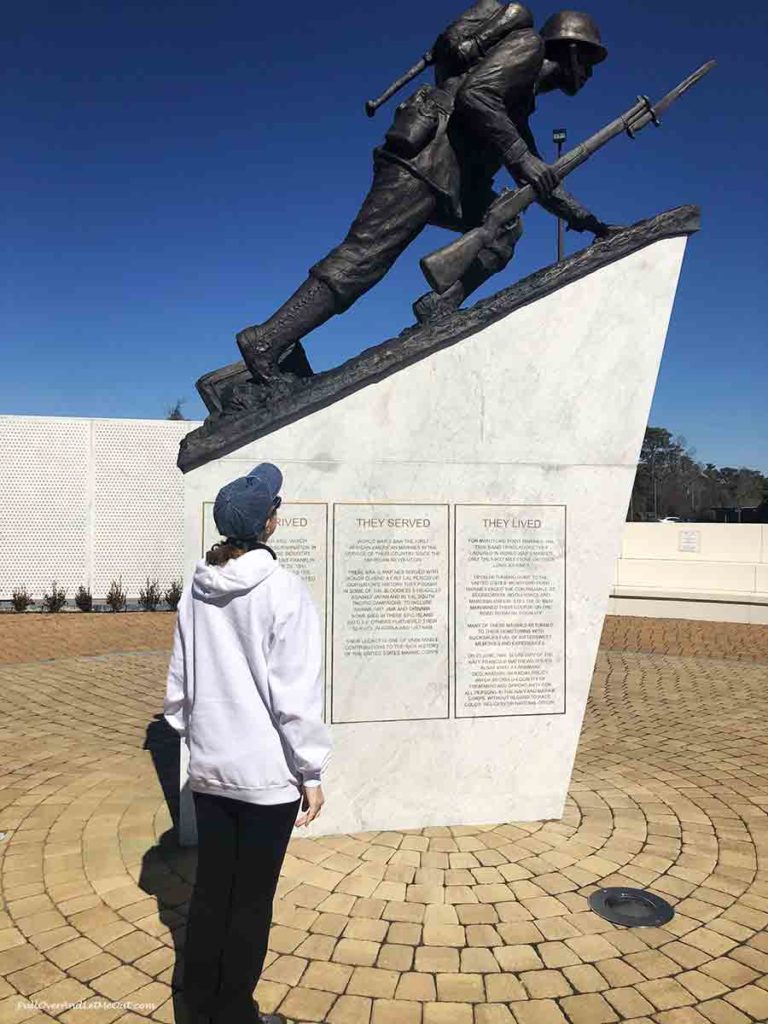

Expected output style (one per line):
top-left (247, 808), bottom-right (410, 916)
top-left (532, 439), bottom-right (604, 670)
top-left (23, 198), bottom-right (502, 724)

top-left (630, 427), bottom-right (768, 522)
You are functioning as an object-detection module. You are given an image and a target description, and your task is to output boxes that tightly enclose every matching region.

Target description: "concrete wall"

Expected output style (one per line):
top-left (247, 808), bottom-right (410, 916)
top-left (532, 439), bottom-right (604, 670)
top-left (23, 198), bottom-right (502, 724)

top-left (609, 523), bottom-right (768, 624)
top-left (0, 415), bottom-right (199, 600)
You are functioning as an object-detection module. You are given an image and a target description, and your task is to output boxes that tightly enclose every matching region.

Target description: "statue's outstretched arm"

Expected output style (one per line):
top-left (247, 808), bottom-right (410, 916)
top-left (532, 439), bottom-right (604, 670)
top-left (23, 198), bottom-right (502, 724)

top-left (521, 125), bottom-right (611, 233)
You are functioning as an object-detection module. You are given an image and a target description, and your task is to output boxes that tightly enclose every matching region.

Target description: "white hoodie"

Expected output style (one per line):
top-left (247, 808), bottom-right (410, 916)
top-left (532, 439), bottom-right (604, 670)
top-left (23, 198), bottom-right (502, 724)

top-left (163, 546), bottom-right (333, 805)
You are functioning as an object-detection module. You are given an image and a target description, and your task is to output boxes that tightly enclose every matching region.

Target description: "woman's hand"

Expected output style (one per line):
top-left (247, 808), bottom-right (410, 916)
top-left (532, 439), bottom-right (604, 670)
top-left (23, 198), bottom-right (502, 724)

top-left (295, 784), bottom-right (324, 827)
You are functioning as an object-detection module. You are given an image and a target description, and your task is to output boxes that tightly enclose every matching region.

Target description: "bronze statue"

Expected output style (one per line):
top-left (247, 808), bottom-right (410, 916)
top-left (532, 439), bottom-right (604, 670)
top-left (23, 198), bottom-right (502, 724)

top-left (235, 5), bottom-right (620, 388)
top-left (195, 4), bottom-right (713, 413)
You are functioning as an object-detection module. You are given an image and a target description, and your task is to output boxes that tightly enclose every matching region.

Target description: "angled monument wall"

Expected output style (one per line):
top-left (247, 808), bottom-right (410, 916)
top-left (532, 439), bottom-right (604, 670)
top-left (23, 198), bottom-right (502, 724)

top-left (180, 214), bottom-right (692, 839)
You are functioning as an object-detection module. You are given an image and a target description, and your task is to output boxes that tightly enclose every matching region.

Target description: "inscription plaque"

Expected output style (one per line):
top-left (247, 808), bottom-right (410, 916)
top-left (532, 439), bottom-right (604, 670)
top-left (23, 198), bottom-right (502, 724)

top-left (678, 529), bottom-right (701, 554)
top-left (331, 503), bottom-right (449, 724)
top-left (455, 505), bottom-right (566, 718)
top-left (270, 505), bottom-right (329, 621)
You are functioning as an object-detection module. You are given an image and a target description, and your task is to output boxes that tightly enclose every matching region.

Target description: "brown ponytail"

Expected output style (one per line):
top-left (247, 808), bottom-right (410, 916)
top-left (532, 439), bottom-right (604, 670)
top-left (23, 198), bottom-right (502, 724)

top-left (205, 511), bottom-right (279, 566)
top-left (205, 540), bottom-right (248, 566)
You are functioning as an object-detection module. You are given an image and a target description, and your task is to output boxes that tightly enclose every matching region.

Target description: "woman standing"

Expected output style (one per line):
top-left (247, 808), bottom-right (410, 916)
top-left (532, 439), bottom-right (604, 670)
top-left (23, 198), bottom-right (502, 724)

top-left (164, 462), bottom-right (332, 1024)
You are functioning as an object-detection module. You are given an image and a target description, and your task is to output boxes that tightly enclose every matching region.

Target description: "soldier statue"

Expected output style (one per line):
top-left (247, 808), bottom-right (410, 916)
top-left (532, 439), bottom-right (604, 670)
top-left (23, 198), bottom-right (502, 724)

top-left (236, 4), bottom-right (624, 388)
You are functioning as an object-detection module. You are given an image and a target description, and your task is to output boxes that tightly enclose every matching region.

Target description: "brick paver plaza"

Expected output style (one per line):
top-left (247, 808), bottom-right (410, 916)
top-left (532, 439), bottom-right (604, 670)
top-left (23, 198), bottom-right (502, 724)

top-left (1, 615), bottom-right (767, 1024)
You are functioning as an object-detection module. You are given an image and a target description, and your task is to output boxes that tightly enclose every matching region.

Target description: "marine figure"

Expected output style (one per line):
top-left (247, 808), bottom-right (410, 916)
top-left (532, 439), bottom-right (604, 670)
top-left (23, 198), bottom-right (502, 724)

top-left (235, 4), bottom-right (622, 388)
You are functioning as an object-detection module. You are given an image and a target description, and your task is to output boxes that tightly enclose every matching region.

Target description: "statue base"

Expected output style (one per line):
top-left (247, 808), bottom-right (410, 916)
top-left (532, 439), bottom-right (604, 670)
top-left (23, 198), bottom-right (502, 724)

top-left (176, 205), bottom-right (697, 841)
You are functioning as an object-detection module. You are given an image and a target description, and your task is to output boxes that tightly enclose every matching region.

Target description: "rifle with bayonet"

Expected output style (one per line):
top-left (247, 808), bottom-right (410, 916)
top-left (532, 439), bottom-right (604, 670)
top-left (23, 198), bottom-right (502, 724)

top-left (420, 60), bottom-right (716, 296)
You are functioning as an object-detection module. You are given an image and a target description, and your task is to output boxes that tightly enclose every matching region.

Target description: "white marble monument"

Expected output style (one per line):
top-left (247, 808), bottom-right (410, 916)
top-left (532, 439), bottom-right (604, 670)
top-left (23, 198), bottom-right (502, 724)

top-left (177, 224), bottom-right (690, 841)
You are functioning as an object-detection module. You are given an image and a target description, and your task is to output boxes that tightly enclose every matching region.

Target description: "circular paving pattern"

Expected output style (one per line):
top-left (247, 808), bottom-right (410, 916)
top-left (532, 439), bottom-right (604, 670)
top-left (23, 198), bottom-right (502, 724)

top-left (0, 621), bottom-right (767, 1024)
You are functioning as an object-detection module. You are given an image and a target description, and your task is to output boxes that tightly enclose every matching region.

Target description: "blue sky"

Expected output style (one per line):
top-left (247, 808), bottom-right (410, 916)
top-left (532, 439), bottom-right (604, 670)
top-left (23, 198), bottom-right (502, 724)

top-left (1, 0), bottom-right (765, 470)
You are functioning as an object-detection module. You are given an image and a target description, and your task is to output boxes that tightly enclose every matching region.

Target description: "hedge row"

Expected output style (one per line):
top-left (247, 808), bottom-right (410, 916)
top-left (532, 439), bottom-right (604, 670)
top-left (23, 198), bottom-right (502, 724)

top-left (9, 578), bottom-right (183, 613)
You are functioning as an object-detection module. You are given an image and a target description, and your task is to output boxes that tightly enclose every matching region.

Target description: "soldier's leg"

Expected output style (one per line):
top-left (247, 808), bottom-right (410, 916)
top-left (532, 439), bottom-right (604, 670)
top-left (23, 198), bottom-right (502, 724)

top-left (237, 162), bottom-right (437, 383)
top-left (413, 216), bottom-right (523, 323)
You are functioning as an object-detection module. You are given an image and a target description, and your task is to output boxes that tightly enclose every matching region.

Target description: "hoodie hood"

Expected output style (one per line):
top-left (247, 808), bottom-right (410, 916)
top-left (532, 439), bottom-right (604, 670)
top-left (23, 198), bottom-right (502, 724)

top-left (192, 548), bottom-right (279, 602)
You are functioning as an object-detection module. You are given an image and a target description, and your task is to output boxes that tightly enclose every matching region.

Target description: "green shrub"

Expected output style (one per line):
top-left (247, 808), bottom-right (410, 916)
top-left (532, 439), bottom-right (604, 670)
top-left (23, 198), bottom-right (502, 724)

top-left (74, 586), bottom-right (93, 612)
top-left (11, 587), bottom-right (34, 612)
top-left (106, 578), bottom-right (127, 613)
top-left (165, 579), bottom-right (183, 611)
top-left (42, 582), bottom-right (67, 613)
top-left (139, 578), bottom-right (162, 612)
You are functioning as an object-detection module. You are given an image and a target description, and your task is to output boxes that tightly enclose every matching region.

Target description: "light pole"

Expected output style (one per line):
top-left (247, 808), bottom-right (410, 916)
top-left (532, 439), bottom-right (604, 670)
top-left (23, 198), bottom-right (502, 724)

top-left (552, 128), bottom-right (566, 262)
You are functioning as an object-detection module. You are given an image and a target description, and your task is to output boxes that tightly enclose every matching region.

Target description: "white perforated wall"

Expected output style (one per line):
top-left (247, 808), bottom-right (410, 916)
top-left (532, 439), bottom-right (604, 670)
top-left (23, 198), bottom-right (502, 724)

top-left (0, 417), bottom-right (91, 599)
top-left (91, 419), bottom-right (190, 598)
top-left (0, 415), bottom-right (201, 600)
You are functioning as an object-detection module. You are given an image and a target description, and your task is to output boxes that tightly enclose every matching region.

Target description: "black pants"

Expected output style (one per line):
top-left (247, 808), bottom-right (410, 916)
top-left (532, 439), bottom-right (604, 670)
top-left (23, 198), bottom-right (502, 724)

top-left (183, 792), bottom-right (300, 1023)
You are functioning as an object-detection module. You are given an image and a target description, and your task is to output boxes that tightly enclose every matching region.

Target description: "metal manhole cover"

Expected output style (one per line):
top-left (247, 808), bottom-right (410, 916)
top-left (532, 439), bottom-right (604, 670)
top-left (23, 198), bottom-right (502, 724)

top-left (588, 886), bottom-right (674, 928)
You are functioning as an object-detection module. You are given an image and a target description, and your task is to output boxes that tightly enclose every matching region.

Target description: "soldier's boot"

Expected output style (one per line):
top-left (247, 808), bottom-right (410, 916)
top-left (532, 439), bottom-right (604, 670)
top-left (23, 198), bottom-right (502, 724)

top-left (412, 280), bottom-right (467, 324)
top-left (237, 276), bottom-right (337, 385)
top-left (412, 258), bottom-right (497, 323)
top-left (413, 217), bottom-right (523, 324)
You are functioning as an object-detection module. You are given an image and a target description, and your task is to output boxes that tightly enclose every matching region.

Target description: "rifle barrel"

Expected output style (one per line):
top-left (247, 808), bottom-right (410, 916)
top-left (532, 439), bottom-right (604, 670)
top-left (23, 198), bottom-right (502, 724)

top-left (473, 96), bottom-right (651, 231)
top-left (365, 50), bottom-right (433, 117)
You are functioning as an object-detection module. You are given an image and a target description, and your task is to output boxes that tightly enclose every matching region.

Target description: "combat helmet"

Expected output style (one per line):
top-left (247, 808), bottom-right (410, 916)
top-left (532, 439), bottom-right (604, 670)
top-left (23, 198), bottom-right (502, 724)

top-left (540, 11), bottom-right (607, 63)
